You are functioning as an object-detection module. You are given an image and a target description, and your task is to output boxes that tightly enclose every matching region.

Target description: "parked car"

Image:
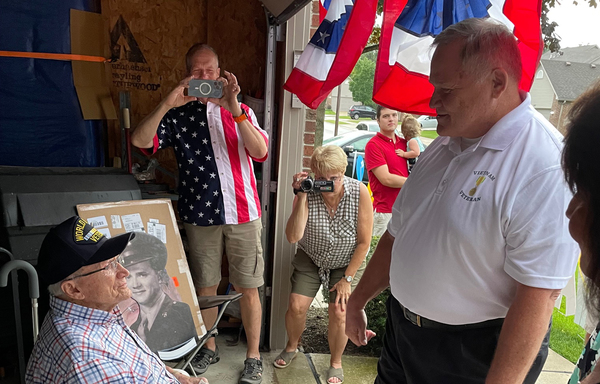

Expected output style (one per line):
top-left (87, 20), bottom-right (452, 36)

top-left (323, 131), bottom-right (375, 183)
top-left (417, 115), bottom-right (438, 129)
top-left (356, 121), bottom-right (380, 132)
top-left (348, 105), bottom-right (376, 120)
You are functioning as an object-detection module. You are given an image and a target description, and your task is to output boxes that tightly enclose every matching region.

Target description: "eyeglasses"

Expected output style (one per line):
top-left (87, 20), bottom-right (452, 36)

top-left (315, 174), bottom-right (343, 182)
top-left (63, 255), bottom-right (124, 281)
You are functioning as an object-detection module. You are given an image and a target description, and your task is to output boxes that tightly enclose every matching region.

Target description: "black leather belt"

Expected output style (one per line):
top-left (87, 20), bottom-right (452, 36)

top-left (398, 302), bottom-right (504, 331)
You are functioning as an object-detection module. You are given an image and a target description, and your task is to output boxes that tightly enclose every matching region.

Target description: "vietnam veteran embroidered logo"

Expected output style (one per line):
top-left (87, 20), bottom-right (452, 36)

top-left (460, 170), bottom-right (496, 202)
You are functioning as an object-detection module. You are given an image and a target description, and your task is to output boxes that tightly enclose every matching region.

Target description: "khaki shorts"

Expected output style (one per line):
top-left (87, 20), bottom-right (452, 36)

top-left (185, 219), bottom-right (264, 289)
top-left (372, 211), bottom-right (393, 237)
top-left (291, 248), bottom-right (365, 303)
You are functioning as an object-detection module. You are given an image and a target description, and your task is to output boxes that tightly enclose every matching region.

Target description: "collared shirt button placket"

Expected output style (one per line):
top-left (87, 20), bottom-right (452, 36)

top-left (436, 175), bottom-right (449, 194)
top-left (436, 157), bottom-right (459, 194)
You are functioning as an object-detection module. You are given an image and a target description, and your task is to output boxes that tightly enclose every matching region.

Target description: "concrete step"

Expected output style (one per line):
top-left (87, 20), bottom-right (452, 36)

top-left (201, 334), bottom-right (576, 384)
top-left (310, 353), bottom-right (378, 384)
top-left (536, 349), bottom-right (575, 384)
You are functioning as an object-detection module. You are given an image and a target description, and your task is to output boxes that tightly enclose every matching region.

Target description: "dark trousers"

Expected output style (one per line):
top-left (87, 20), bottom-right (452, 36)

top-left (375, 296), bottom-right (551, 384)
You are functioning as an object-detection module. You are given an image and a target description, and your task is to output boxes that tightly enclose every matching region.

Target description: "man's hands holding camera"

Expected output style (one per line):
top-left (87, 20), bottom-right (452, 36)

top-left (164, 71), bottom-right (243, 116)
top-left (161, 76), bottom-right (198, 110)
top-left (207, 71), bottom-right (243, 116)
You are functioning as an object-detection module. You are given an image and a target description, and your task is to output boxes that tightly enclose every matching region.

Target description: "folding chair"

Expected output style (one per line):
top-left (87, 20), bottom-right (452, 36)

top-left (158, 292), bottom-right (243, 376)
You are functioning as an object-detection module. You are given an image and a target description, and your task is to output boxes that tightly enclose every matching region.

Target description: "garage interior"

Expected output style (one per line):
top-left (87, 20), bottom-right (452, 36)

top-left (0, 0), bottom-right (318, 382)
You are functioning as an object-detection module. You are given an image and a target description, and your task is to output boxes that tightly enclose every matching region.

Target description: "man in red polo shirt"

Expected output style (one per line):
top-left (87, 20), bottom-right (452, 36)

top-left (365, 106), bottom-right (409, 237)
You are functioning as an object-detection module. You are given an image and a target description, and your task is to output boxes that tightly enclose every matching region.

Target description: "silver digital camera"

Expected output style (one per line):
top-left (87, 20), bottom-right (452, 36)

top-left (188, 79), bottom-right (223, 98)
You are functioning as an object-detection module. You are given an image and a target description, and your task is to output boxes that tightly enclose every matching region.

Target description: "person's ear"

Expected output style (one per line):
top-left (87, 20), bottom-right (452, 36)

top-left (491, 68), bottom-right (509, 98)
top-left (60, 280), bottom-right (86, 301)
top-left (217, 67), bottom-right (221, 77)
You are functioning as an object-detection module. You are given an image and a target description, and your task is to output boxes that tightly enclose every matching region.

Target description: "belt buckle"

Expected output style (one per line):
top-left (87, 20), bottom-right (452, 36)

top-left (403, 305), bottom-right (422, 327)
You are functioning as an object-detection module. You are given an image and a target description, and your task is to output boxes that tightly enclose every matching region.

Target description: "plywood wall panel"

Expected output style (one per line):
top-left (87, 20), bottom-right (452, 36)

top-left (102, 0), bottom-right (208, 174)
top-left (102, 0), bottom-right (266, 191)
top-left (207, 0), bottom-right (267, 98)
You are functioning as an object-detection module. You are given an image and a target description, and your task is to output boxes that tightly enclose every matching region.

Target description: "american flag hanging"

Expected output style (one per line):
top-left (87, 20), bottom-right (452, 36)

top-left (284, 0), bottom-right (377, 109)
top-left (373, 0), bottom-right (544, 115)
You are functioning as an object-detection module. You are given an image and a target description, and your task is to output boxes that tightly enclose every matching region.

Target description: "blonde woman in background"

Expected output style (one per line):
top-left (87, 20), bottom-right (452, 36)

top-left (274, 145), bottom-right (373, 384)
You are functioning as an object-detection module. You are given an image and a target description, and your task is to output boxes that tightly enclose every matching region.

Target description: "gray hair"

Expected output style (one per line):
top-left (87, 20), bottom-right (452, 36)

top-left (432, 18), bottom-right (522, 84)
top-left (47, 268), bottom-right (80, 298)
top-left (48, 281), bottom-right (65, 298)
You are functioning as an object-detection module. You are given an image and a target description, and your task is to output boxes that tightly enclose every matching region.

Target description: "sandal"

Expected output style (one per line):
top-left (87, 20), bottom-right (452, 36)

top-left (190, 346), bottom-right (220, 375)
top-left (240, 357), bottom-right (263, 384)
top-left (272, 349), bottom-right (298, 368)
top-left (327, 366), bottom-right (344, 384)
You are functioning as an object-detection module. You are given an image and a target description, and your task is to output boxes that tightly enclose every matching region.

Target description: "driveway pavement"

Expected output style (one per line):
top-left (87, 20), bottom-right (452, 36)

top-left (199, 333), bottom-right (574, 383)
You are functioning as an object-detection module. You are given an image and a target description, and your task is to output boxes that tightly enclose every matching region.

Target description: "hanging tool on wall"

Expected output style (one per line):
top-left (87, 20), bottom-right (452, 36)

top-left (122, 107), bottom-right (132, 174)
top-left (119, 90), bottom-right (132, 173)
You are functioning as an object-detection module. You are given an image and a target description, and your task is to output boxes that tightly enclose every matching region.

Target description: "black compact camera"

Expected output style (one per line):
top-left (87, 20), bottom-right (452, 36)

top-left (188, 79), bottom-right (223, 98)
top-left (300, 176), bottom-right (334, 193)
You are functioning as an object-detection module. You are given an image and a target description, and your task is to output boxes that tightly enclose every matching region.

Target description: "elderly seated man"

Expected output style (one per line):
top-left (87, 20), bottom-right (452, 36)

top-left (25, 216), bottom-right (208, 384)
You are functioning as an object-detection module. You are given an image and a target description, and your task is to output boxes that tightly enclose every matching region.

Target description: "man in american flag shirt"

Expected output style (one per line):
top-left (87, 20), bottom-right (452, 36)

top-left (132, 44), bottom-right (268, 384)
top-left (26, 216), bottom-right (208, 384)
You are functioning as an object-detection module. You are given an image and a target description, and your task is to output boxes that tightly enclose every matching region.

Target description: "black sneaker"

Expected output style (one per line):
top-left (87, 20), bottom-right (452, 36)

top-left (239, 357), bottom-right (263, 384)
top-left (191, 346), bottom-right (220, 375)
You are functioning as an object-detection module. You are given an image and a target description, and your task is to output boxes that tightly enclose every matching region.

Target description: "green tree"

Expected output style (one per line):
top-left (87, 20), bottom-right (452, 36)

top-left (349, 57), bottom-right (376, 107)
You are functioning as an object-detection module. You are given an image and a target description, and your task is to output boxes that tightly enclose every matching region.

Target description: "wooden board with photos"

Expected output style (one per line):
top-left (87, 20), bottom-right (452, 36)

top-left (77, 198), bottom-right (206, 354)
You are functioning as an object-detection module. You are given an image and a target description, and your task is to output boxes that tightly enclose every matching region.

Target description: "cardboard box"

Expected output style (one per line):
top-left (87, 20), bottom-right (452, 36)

top-left (77, 199), bottom-right (206, 352)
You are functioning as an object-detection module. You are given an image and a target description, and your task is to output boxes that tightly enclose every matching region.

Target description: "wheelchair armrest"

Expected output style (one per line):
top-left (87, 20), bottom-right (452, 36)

top-left (196, 292), bottom-right (243, 310)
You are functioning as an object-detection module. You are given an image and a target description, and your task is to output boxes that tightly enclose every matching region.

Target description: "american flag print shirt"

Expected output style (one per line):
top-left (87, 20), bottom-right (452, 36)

top-left (154, 101), bottom-right (268, 226)
top-left (25, 295), bottom-right (179, 384)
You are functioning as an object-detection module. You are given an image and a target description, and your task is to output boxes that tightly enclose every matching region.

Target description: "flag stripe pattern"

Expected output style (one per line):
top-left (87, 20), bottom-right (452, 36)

top-left (284, 0), bottom-right (377, 109)
top-left (147, 101), bottom-right (267, 226)
top-left (319, 0), bottom-right (331, 22)
top-left (374, 0), bottom-right (542, 115)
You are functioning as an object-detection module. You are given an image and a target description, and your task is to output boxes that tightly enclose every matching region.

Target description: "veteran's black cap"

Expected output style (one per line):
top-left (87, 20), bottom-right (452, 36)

top-left (37, 216), bottom-right (134, 284)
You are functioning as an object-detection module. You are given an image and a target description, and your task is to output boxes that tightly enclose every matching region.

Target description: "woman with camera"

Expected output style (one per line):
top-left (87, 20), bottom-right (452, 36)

top-left (273, 145), bottom-right (373, 384)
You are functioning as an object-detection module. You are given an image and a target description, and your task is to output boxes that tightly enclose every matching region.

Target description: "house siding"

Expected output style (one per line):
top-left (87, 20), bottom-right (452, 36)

top-left (329, 81), bottom-right (355, 114)
top-left (530, 66), bottom-right (555, 110)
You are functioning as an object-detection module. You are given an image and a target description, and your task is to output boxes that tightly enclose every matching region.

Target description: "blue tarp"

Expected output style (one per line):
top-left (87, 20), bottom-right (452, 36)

top-left (0, 0), bottom-right (104, 166)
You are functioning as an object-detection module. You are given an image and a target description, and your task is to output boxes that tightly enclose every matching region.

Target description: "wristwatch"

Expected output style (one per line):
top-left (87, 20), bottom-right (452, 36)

top-left (233, 109), bottom-right (248, 123)
top-left (343, 275), bottom-right (353, 283)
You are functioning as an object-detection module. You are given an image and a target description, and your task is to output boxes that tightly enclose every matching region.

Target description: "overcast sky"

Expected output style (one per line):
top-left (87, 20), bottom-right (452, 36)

top-left (547, 1), bottom-right (600, 48)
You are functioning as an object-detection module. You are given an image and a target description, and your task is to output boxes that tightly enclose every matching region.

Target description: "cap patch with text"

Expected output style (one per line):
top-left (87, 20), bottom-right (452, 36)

top-left (73, 218), bottom-right (105, 244)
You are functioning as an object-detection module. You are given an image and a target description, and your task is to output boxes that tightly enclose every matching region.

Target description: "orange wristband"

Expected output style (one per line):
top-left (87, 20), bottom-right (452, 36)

top-left (233, 110), bottom-right (248, 123)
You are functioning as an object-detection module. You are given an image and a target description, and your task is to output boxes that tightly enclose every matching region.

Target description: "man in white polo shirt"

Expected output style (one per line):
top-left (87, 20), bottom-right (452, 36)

top-left (346, 18), bottom-right (579, 384)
